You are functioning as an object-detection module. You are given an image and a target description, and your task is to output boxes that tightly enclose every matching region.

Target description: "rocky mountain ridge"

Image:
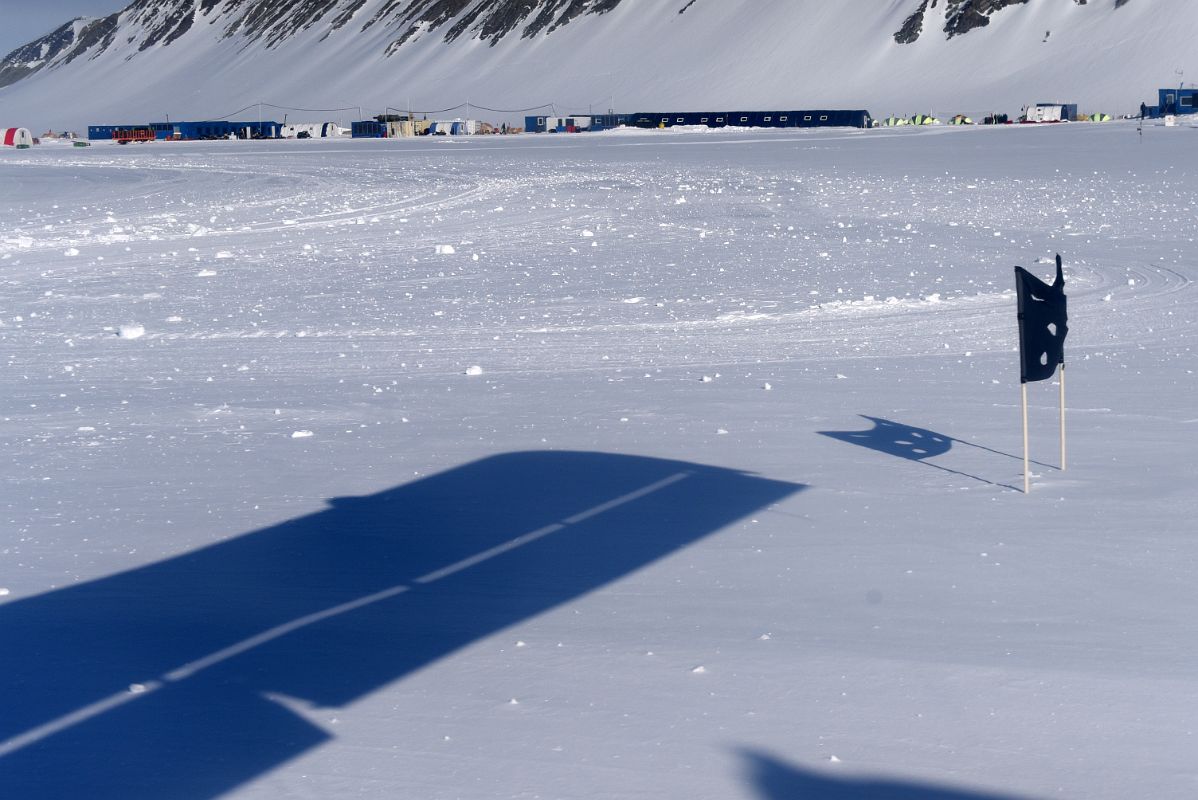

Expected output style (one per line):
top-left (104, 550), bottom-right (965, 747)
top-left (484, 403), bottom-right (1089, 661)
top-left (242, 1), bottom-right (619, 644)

top-left (896, 0), bottom-right (1136, 44)
top-left (0, 0), bottom-right (1182, 132)
top-left (0, 0), bottom-right (629, 88)
top-left (0, 0), bottom-right (1142, 91)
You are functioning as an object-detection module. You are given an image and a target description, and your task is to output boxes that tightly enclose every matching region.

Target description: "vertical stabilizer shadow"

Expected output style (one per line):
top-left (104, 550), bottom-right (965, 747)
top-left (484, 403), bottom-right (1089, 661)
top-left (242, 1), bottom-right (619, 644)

top-left (741, 749), bottom-right (1039, 800)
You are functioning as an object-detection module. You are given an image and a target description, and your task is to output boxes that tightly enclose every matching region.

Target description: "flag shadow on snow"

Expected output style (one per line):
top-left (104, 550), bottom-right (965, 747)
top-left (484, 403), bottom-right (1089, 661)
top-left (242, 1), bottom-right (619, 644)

top-left (741, 749), bottom-right (1039, 800)
top-left (818, 416), bottom-right (1031, 491)
top-left (0, 451), bottom-right (801, 800)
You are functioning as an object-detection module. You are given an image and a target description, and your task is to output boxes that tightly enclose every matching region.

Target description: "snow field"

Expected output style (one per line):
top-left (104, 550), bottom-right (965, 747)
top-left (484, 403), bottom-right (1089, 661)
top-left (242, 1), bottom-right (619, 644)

top-left (1, 123), bottom-right (1197, 799)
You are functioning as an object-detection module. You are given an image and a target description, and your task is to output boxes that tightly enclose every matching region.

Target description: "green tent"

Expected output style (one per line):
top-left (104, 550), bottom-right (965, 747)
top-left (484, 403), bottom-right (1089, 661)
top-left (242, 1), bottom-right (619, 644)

top-left (910, 114), bottom-right (939, 126)
top-left (949, 114), bottom-right (973, 125)
top-left (1090, 112), bottom-right (1111, 122)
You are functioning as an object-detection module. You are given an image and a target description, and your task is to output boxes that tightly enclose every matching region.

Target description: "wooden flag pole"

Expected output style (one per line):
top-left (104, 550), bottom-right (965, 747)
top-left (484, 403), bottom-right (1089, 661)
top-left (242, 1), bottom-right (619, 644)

top-left (1022, 382), bottom-right (1031, 494)
top-left (1059, 363), bottom-right (1067, 471)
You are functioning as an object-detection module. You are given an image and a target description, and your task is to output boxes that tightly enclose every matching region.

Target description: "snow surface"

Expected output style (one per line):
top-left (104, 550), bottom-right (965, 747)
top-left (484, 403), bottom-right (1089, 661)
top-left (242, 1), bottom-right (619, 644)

top-left (2, 122), bottom-right (1197, 799)
top-left (2, 0), bottom-right (1197, 132)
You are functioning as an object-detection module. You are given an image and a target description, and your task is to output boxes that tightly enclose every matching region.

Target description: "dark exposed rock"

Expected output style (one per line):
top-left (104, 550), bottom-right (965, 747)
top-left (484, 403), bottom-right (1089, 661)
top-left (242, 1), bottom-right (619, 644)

top-left (0, 0), bottom-right (1149, 89)
top-left (327, 0), bottom-right (371, 35)
top-left (67, 14), bottom-right (121, 63)
top-left (894, 0), bottom-right (932, 45)
top-left (0, 19), bottom-right (84, 88)
top-left (131, 0), bottom-right (198, 50)
top-left (0, 13), bottom-right (121, 88)
top-left (943, 0), bottom-right (1030, 40)
top-left (896, 0), bottom-right (1092, 43)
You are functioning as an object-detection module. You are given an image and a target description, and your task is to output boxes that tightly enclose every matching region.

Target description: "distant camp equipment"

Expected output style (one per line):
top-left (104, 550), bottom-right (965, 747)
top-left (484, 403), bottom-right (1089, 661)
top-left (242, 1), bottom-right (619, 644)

top-left (1015, 254), bottom-right (1069, 493)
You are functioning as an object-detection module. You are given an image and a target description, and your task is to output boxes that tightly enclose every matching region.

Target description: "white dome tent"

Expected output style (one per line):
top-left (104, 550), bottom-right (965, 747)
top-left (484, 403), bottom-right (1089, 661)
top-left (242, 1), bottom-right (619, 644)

top-left (279, 122), bottom-right (343, 139)
top-left (2, 127), bottom-right (34, 147)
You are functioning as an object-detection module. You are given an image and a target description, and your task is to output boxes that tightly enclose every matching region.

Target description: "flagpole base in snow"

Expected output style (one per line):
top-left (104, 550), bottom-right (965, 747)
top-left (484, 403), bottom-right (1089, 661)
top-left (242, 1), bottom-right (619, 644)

top-left (1022, 383), bottom-right (1030, 494)
top-left (1060, 363), bottom-right (1067, 471)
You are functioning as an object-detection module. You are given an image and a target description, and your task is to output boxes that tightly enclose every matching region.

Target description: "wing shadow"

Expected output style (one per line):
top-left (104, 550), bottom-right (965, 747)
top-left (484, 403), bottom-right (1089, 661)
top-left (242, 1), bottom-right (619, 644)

top-left (0, 451), bottom-right (802, 799)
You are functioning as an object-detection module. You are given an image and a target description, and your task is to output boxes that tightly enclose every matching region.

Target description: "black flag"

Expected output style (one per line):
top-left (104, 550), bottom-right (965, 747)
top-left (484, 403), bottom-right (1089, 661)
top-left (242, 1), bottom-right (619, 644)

top-left (1015, 254), bottom-right (1068, 383)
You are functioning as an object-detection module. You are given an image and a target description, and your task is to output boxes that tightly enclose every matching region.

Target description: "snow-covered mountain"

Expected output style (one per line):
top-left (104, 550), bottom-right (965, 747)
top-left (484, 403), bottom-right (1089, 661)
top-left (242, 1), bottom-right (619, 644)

top-left (0, 0), bottom-right (1191, 131)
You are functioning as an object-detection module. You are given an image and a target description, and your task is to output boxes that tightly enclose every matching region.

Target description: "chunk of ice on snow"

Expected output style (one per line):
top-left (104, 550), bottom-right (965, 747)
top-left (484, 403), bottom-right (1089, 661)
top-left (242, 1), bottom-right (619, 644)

top-left (435, 244), bottom-right (456, 255)
top-left (291, 430), bottom-right (314, 439)
top-left (117, 324), bottom-right (145, 340)
top-left (465, 365), bottom-right (483, 376)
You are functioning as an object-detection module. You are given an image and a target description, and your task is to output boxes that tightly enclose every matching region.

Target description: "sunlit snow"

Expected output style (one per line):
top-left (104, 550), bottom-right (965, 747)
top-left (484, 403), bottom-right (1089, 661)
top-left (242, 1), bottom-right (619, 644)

top-left (1, 123), bottom-right (1196, 800)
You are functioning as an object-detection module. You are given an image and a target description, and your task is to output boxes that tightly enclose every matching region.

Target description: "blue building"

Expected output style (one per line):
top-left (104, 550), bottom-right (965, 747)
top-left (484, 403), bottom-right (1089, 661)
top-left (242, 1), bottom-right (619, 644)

top-left (523, 114), bottom-right (631, 132)
top-left (351, 120), bottom-right (388, 138)
top-left (524, 109), bottom-right (871, 133)
top-left (1156, 87), bottom-right (1198, 116)
top-left (88, 121), bottom-right (281, 141)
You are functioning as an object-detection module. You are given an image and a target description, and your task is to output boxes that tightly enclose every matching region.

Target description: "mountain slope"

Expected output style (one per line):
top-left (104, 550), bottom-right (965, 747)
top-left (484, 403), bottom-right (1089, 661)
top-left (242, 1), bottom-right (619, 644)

top-left (1, 0), bottom-right (631, 88)
top-left (0, 0), bottom-right (1191, 131)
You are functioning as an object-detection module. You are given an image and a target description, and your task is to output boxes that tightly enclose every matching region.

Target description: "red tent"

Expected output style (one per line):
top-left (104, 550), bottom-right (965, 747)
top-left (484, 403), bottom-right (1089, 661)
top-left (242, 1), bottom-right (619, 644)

top-left (2, 128), bottom-right (34, 147)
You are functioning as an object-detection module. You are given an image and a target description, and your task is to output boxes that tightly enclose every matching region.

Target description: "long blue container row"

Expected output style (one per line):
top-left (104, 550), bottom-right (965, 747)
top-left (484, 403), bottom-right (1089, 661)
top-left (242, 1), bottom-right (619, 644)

top-left (525, 110), bottom-right (872, 132)
top-left (88, 121), bottom-right (282, 140)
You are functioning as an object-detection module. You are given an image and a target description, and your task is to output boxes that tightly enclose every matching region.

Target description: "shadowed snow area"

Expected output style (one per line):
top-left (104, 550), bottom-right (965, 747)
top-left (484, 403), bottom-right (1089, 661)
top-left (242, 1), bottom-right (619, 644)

top-left (1, 124), bottom-right (1197, 799)
top-left (1, 451), bottom-right (799, 798)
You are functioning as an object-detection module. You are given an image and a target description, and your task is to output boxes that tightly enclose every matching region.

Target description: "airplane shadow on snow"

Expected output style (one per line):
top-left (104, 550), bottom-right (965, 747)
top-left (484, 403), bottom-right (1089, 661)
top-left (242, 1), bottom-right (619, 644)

top-left (741, 749), bottom-right (1040, 800)
top-left (818, 415), bottom-right (1048, 491)
top-left (0, 451), bottom-right (801, 799)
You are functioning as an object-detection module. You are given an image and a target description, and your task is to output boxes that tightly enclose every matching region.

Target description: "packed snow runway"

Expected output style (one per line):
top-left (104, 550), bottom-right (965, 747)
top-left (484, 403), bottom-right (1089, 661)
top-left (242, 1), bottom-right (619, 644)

top-left (2, 124), bottom-right (1196, 799)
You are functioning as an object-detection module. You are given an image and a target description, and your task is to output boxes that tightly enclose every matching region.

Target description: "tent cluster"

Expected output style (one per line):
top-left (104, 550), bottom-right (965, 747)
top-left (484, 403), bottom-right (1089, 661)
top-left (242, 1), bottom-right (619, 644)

top-left (877, 110), bottom-right (1111, 128)
top-left (876, 114), bottom-right (944, 127)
